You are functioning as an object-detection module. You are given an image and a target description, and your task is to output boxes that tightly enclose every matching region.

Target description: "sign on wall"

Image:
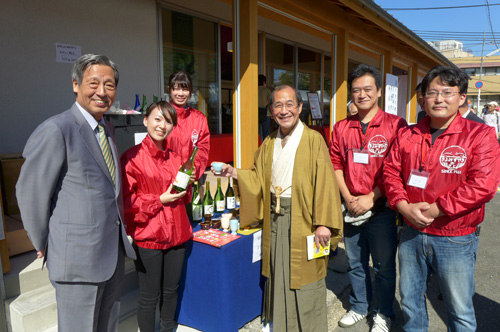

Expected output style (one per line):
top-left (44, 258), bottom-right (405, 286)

top-left (55, 43), bottom-right (81, 63)
top-left (385, 73), bottom-right (398, 116)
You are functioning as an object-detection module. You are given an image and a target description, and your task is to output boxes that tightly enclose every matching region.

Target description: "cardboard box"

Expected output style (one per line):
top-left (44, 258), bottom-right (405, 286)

top-left (0, 154), bottom-right (24, 216)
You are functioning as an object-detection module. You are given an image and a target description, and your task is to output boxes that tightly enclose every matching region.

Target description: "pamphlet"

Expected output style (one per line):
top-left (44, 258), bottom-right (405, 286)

top-left (306, 235), bottom-right (330, 260)
top-left (193, 229), bottom-right (240, 248)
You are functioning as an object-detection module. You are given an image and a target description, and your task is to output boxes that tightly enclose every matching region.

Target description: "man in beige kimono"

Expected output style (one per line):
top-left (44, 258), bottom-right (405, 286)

top-left (214, 85), bottom-right (343, 332)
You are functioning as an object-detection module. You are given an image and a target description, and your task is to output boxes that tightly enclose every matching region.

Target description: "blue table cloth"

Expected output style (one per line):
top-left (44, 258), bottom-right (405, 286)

top-left (176, 222), bottom-right (265, 332)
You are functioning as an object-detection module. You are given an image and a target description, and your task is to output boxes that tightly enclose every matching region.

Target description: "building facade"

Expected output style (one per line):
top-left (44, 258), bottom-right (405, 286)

top-left (1, 0), bottom-right (451, 167)
top-left (452, 55), bottom-right (500, 111)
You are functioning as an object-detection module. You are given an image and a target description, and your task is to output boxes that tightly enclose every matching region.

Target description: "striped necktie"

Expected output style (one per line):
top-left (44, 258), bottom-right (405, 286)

top-left (98, 123), bottom-right (116, 185)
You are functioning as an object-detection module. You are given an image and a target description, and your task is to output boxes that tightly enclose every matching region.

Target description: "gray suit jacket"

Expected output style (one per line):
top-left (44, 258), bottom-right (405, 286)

top-left (465, 111), bottom-right (485, 124)
top-left (16, 104), bottom-right (135, 283)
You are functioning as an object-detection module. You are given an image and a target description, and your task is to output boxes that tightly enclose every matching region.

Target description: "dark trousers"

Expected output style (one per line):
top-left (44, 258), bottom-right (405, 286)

top-left (134, 244), bottom-right (186, 332)
top-left (51, 246), bottom-right (124, 332)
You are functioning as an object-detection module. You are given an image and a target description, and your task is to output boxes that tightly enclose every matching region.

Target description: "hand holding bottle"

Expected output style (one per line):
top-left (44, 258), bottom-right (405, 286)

top-left (160, 183), bottom-right (187, 204)
top-left (173, 147), bottom-right (199, 192)
top-left (189, 167), bottom-right (196, 185)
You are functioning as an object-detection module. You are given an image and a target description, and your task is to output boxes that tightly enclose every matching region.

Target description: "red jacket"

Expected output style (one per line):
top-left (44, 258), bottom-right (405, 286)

top-left (330, 109), bottom-right (407, 197)
top-left (121, 135), bottom-right (192, 249)
top-left (166, 103), bottom-right (210, 181)
top-left (383, 113), bottom-right (500, 236)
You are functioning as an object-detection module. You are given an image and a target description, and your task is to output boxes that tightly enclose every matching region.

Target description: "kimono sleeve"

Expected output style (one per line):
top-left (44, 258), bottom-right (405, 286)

top-left (237, 147), bottom-right (267, 227)
top-left (313, 136), bottom-right (343, 247)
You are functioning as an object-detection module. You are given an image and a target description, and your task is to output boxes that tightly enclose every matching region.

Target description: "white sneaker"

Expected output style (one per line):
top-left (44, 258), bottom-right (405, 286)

top-left (371, 313), bottom-right (391, 332)
top-left (261, 322), bottom-right (272, 332)
top-left (338, 310), bottom-right (367, 327)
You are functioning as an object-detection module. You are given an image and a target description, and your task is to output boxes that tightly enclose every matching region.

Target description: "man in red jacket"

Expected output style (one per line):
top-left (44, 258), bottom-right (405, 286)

top-left (383, 66), bottom-right (500, 332)
top-left (330, 64), bottom-right (406, 332)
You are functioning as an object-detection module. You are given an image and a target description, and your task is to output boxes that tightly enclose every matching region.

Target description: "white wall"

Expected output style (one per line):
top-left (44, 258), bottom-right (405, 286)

top-left (0, 0), bottom-right (159, 153)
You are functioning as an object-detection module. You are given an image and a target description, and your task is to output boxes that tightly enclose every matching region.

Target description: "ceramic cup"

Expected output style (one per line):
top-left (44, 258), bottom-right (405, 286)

top-left (221, 213), bottom-right (232, 232)
top-left (200, 222), bottom-right (211, 231)
top-left (230, 218), bottom-right (239, 235)
top-left (211, 162), bottom-right (224, 175)
top-left (212, 219), bottom-right (221, 229)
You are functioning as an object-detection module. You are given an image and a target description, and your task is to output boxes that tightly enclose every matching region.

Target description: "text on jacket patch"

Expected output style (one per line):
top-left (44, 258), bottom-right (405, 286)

top-left (440, 145), bottom-right (466, 174)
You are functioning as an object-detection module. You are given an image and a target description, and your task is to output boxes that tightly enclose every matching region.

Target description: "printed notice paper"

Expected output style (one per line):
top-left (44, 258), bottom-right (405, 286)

top-left (307, 235), bottom-right (330, 260)
top-left (252, 230), bottom-right (262, 263)
top-left (55, 43), bottom-right (81, 63)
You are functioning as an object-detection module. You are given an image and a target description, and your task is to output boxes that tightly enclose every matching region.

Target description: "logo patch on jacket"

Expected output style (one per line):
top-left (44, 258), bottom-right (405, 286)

top-left (440, 146), bottom-right (466, 174)
top-left (368, 135), bottom-right (388, 157)
top-left (191, 130), bottom-right (199, 146)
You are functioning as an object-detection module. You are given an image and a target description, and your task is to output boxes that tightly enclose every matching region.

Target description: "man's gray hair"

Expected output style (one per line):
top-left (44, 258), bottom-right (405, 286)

top-left (269, 85), bottom-right (303, 106)
top-left (71, 54), bottom-right (119, 86)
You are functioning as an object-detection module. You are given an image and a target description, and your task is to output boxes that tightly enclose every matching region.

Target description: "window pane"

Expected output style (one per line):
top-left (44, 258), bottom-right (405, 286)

top-left (266, 39), bottom-right (294, 88)
top-left (298, 47), bottom-right (321, 123)
top-left (485, 67), bottom-right (495, 76)
top-left (464, 68), bottom-right (476, 76)
top-left (161, 8), bottom-right (220, 133)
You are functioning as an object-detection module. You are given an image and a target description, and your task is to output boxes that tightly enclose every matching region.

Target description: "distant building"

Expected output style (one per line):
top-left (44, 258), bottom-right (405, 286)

top-left (451, 55), bottom-right (500, 111)
top-left (427, 39), bottom-right (499, 111)
top-left (428, 40), bottom-right (475, 58)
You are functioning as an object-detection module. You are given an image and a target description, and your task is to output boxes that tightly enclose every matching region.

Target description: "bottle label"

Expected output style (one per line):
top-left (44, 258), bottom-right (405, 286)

top-left (173, 172), bottom-right (190, 190)
top-left (226, 197), bottom-right (236, 209)
top-left (193, 205), bottom-right (202, 221)
top-left (193, 195), bottom-right (200, 204)
top-left (204, 205), bottom-right (214, 216)
top-left (216, 200), bottom-right (225, 211)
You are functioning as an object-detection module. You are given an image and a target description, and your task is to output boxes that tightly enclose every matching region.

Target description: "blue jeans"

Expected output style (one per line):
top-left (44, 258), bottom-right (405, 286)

top-left (399, 226), bottom-right (478, 332)
top-left (343, 208), bottom-right (397, 317)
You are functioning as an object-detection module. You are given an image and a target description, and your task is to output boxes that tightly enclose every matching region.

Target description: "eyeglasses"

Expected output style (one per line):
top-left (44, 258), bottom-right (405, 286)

top-left (272, 103), bottom-right (298, 111)
top-left (425, 90), bottom-right (458, 99)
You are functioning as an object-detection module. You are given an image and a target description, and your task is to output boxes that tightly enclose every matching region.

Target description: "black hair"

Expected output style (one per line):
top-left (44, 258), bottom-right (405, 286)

top-left (168, 71), bottom-right (193, 93)
top-left (420, 66), bottom-right (468, 96)
top-left (144, 101), bottom-right (178, 126)
top-left (348, 64), bottom-right (382, 91)
top-left (258, 74), bottom-right (267, 86)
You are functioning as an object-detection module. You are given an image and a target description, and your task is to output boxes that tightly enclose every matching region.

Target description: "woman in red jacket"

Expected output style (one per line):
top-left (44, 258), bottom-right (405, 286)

top-left (121, 101), bottom-right (195, 332)
top-left (165, 71), bottom-right (210, 184)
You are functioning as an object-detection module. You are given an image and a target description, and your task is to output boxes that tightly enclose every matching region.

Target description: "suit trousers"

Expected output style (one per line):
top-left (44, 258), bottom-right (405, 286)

top-left (51, 243), bottom-right (125, 332)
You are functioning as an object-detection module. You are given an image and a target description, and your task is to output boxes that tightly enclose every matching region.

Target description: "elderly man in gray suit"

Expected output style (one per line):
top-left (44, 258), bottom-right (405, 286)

top-left (16, 54), bottom-right (136, 332)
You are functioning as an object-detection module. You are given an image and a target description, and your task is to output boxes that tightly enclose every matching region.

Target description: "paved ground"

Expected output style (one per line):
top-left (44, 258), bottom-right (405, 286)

top-left (330, 193), bottom-right (500, 332)
top-left (238, 193), bottom-right (500, 332)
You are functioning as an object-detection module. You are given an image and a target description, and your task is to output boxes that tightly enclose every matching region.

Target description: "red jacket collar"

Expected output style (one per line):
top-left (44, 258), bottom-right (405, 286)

top-left (348, 107), bottom-right (384, 128)
top-left (170, 102), bottom-right (191, 119)
top-left (143, 134), bottom-right (170, 159)
top-left (413, 111), bottom-right (463, 136)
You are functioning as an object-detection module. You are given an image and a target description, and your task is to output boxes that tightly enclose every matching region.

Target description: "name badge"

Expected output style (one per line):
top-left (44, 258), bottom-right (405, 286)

top-left (407, 169), bottom-right (430, 189)
top-left (353, 149), bottom-right (369, 164)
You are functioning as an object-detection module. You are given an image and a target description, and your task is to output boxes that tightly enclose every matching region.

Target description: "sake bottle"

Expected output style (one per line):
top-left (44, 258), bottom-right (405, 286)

top-left (153, 94), bottom-right (158, 103)
top-left (203, 181), bottom-right (214, 217)
top-left (173, 146), bottom-right (198, 192)
top-left (225, 177), bottom-right (236, 211)
top-left (141, 95), bottom-right (148, 114)
top-left (214, 178), bottom-right (225, 213)
top-left (134, 94), bottom-right (140, 111)
top-left (191, 181), bottom-right (203, 222)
